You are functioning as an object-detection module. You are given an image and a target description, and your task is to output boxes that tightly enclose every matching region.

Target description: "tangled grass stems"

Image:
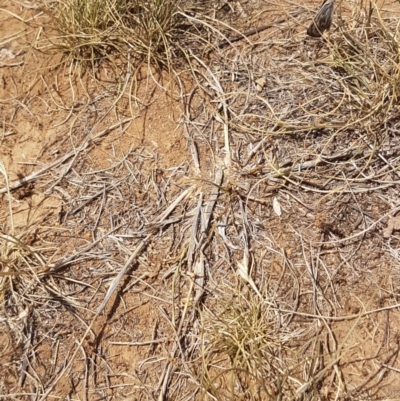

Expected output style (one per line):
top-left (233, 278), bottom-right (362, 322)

top-left (39, 0), bottom-right (195, 70)
top-left (197, 287), bottom-right (296, 400)
top-left (41, 0), bottom-right (126, 61)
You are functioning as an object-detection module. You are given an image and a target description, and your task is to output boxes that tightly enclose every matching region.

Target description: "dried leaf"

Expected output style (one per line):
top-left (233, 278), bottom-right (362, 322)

top-left (383, 216), bottom-right (400, 238)
top-left (273, 197), bottom-right (282, 217)
top-left (255, 77), bottom-right (266, 92)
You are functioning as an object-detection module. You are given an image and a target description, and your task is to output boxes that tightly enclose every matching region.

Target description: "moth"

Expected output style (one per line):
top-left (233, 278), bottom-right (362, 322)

top-left (307, 0), bottom-right (335, 37)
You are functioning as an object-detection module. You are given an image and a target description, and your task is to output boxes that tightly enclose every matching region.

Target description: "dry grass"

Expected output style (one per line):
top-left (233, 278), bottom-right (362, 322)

top-left (197, 286), bottom-right (297, 400)
top-left (39, 0), bottom-right (180, 65)
top-left (36, 0), bottom-right (221, 77)
top-left (2, 0), bottom-right (400, 400)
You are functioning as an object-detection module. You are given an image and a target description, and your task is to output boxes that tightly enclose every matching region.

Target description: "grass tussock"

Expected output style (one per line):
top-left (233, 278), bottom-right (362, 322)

top-left (40, 0), bottom-right (192, 69)
top-left (44, 0), bottom-right (127, 60)
top-left (198, 287), bottom-right (296, 400)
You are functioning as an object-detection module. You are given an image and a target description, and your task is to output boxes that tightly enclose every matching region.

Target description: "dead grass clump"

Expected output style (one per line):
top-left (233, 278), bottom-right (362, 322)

top-left (122, 0), bottom-right (180, 66)
top-left (41, 0), bottom-right (127, 62)
top-left (198, 287), bottom-right (295, 400)
top-left (41, 0), bottom-right (181, 65)
top-left (39, 0), bottom-right (199, 70)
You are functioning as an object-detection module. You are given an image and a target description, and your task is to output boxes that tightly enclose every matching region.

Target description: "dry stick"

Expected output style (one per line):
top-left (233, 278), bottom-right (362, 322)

top-left (178, 11), bottom-right (254, 48)
top-left (0, 61), bottom-right (24, 67)
top-left (37, 187), bottom-right (192, 401)
top-left (110, 338), bottom-right (167, 346)
top-left (183, 88), bottom-right (201, 174)
top-left (157, 170), bottom-right (223, 401)
top-left (37, 224), bottom-right (124, 277)
top-left (271, 158), bottom-right (396, 195)
top-left (96, 187), bottom-right (191, 314)
top-left (75, 341), bottom-right (88, 401)
top-left (49, 71), bottom-right (132, 189)
top-left (279, 302), bottom-right (400, 322)
top-left (2, 68), bottom-right (132, 194)
top-left (218, 9), bottom-right (306, 47)
top-left (0, 8), bottom-right (43, 22)
top-left (0, 233), bottom-right (45, 266)
top-left (0, 160), bottom-right (14, 233)
top-left (189, 53), bottom-right (231, 166)
top-left (243, 123), bottom-right (279, 167)
top-left (193, 168), bottom-right (223, 306)
top-left (237, 198), bottom-right (263, 298)
top-left (0, 118), bottom-right (133, 194)
top-left (297, 285), bottom-right (382, 396)
top-left (362, 133), bottom-right (400, 179)
top-left (201, 168), bottom-right (223, 235)
top-left (186, 193), bottom-right (202, 270)
top-left (70, 177), bottom-right (125, 215)
top-left (321, 204), bottom-right (400, 246)
top-left (300, 231), bottom-right (345, 393)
